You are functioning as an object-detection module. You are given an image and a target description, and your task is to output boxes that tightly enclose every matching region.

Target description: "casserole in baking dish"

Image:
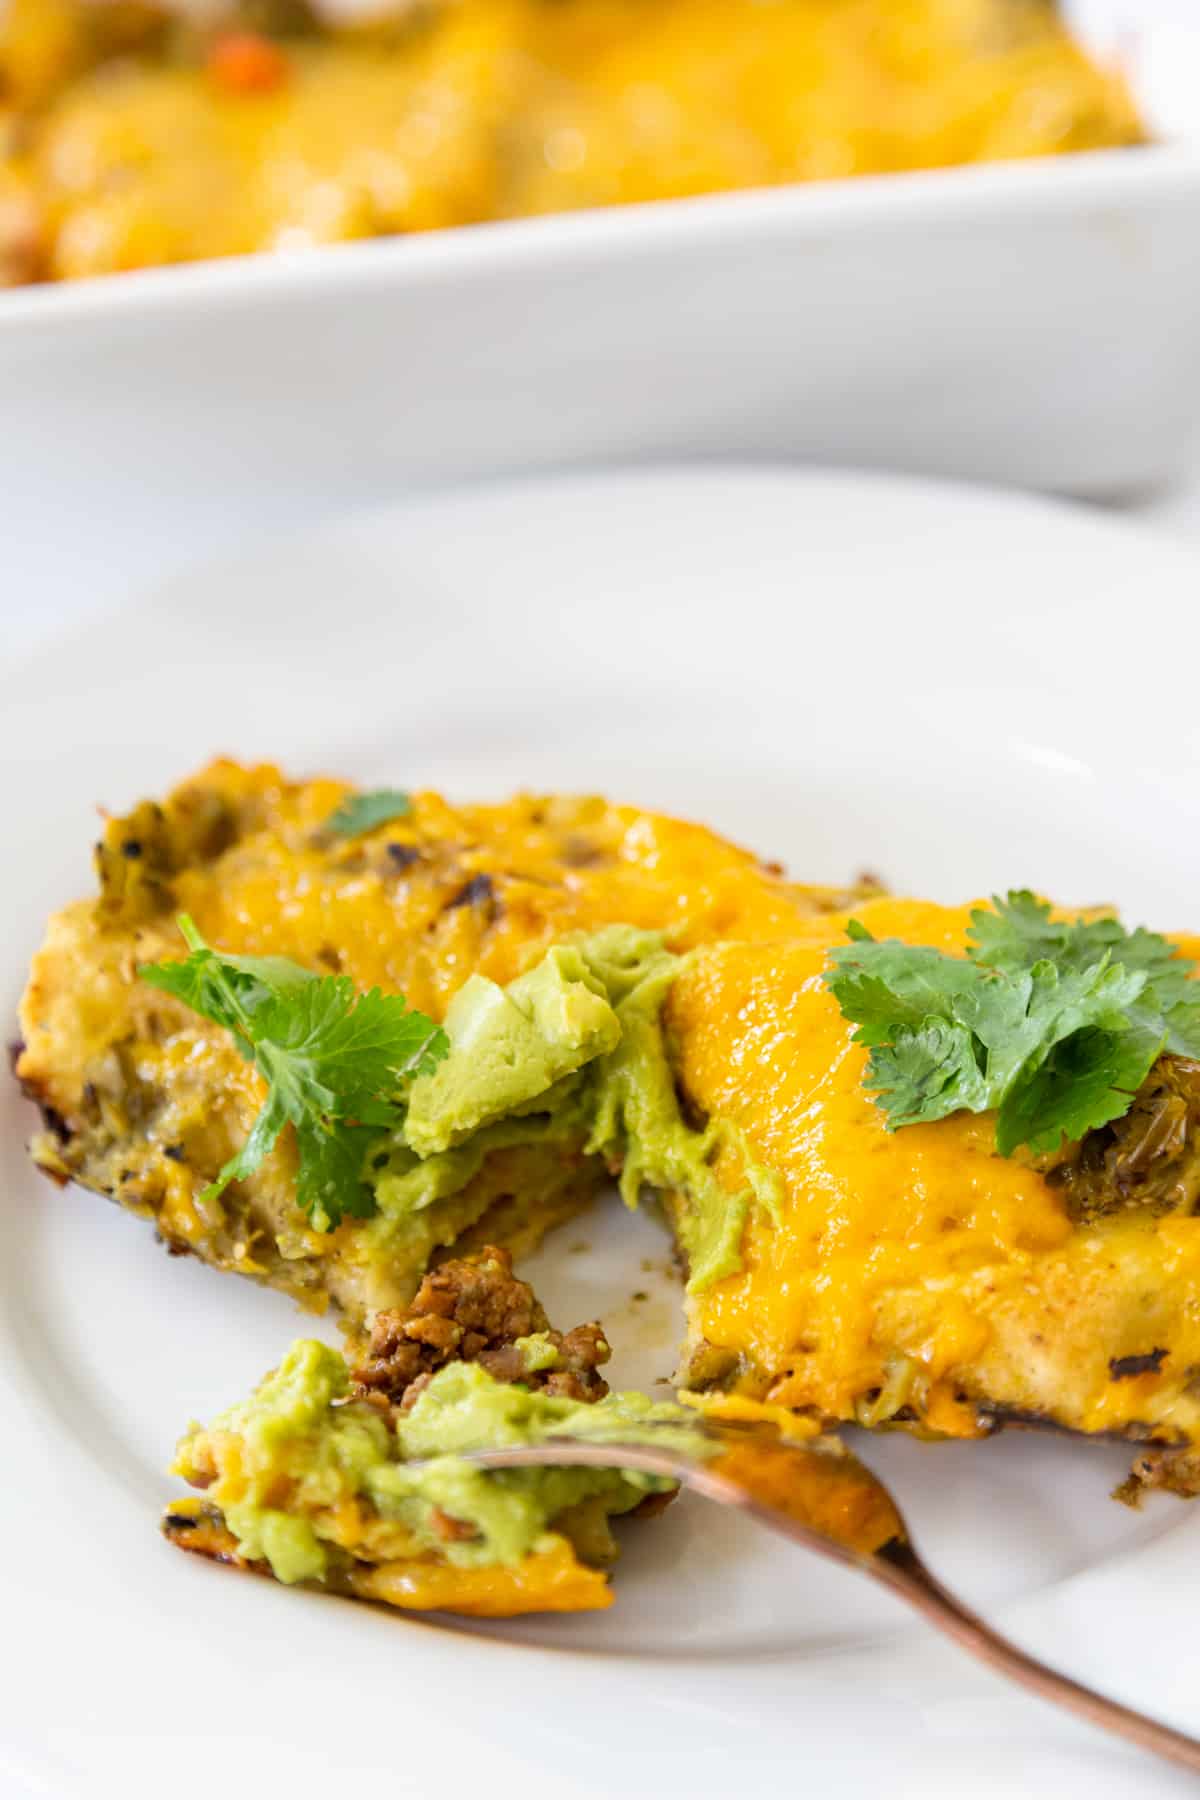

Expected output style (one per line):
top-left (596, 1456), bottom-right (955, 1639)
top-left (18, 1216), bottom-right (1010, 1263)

top-left (0, 0), bottom-right (1143, 284)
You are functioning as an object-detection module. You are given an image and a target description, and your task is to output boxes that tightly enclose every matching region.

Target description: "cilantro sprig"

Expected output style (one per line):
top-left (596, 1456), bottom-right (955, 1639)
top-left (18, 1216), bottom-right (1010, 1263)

top-left (325, 789), bottom-right (411, 838)
top-left (140, 916), bottom-right (447, 1229)
top-left (824, 892), bottom-right (1200, 1155)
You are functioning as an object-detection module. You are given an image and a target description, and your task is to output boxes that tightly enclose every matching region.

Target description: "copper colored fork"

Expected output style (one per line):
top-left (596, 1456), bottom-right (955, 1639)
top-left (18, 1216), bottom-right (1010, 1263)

top-left (461, 1421), bottom-right (1200, 1775)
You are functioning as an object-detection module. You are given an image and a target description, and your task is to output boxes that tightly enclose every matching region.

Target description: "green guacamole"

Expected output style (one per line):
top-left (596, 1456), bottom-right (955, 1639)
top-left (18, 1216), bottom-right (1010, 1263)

top-left (173, 1340), bottom-right (713, 1585)
top-left (404, 944), bottom-right (622, 1156)
top-left (373, 926), bottom-right (781, 1291)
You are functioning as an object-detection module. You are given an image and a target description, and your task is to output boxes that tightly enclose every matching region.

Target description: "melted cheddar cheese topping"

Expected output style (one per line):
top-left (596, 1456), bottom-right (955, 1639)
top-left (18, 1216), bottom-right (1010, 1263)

top-left (670, 900), bottom-right (1200, 1443)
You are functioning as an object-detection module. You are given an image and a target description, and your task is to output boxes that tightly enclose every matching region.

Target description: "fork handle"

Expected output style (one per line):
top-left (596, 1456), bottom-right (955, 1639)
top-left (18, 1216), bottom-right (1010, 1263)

top-left (876, 1541), bottom-right (1200, 1774)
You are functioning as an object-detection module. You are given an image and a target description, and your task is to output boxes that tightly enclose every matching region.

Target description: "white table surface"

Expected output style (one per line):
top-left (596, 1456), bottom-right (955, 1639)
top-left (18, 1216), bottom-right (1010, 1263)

top-left (1117, 459), bottom-right (1200, 542)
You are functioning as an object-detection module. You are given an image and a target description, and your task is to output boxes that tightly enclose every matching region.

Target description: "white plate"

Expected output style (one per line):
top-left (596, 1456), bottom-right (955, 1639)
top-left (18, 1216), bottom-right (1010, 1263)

top-left (3, 465), bottom-right (1200, 1800)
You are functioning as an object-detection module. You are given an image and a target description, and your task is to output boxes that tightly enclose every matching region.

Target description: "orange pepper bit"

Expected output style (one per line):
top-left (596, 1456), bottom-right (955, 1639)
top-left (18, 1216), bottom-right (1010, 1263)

top-left (207, 32), bottom-right (289, 95)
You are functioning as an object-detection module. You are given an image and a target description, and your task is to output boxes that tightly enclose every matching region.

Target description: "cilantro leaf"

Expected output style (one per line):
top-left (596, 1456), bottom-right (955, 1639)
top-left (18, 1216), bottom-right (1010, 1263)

top-left (825, 893), bottom-right (1200, 1155)
top-left (140, 914), bottom-right (319, 1051)
top-left (249, 977), bottom-right (447, 1120)
top-left (970, 891), bottom-right (1189, 997)
top-left (970, 891), bottom-right (1200, 1066)
top-left (205, 1086), bottom-right (294, 1206)
top-left (866, 1019), bottom-right (993, 1126)
top-left (995, 1023), bottom-right (1162, 1157)
top-left (294, 1122), bottom-right (381, 1233)
top-left (325, 789), bottom-right (411, 837)
top-left (140, 917), bottom-right (448, 1227)
top-left (824, 940), bottom-right (990, 1050)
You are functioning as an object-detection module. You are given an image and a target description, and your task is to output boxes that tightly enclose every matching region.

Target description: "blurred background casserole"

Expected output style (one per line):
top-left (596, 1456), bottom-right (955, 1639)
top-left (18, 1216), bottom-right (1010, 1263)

top-left (0, 0), bottom-right (1144, 284)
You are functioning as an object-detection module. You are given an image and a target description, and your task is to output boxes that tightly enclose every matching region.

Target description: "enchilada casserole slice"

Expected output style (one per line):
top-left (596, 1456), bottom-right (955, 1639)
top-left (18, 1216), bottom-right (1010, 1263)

top-left (16, 758), bottom-right (1200, 1498)
top-left (15, 758), bottom-right (864, 1316)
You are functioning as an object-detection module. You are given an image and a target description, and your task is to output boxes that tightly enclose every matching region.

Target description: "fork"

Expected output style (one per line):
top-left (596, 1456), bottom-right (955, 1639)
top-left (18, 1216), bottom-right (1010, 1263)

top-left (462, 1420), bottom-right (1200, 1774)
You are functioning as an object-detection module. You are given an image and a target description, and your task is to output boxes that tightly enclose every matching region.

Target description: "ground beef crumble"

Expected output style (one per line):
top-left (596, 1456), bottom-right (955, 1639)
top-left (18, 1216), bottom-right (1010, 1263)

top-left (350, 1245), bottom-right (611, 1409)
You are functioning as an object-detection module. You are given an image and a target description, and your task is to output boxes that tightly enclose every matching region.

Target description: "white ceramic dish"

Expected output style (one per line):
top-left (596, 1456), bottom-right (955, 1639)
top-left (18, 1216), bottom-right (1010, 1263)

top-left (3, 464), bottom-right (1200, 1800)
top-left (2, 5), bottom-right (1200, 620)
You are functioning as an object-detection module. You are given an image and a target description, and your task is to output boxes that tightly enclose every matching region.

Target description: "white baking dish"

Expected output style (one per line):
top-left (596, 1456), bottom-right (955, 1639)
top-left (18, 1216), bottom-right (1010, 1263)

top-left (2, 2), bottom-right (1199, 606)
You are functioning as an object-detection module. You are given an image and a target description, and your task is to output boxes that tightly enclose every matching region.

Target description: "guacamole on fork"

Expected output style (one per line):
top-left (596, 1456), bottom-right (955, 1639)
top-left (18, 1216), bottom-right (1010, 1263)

top-left (166, 1247), bottom-right (710, 1615)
